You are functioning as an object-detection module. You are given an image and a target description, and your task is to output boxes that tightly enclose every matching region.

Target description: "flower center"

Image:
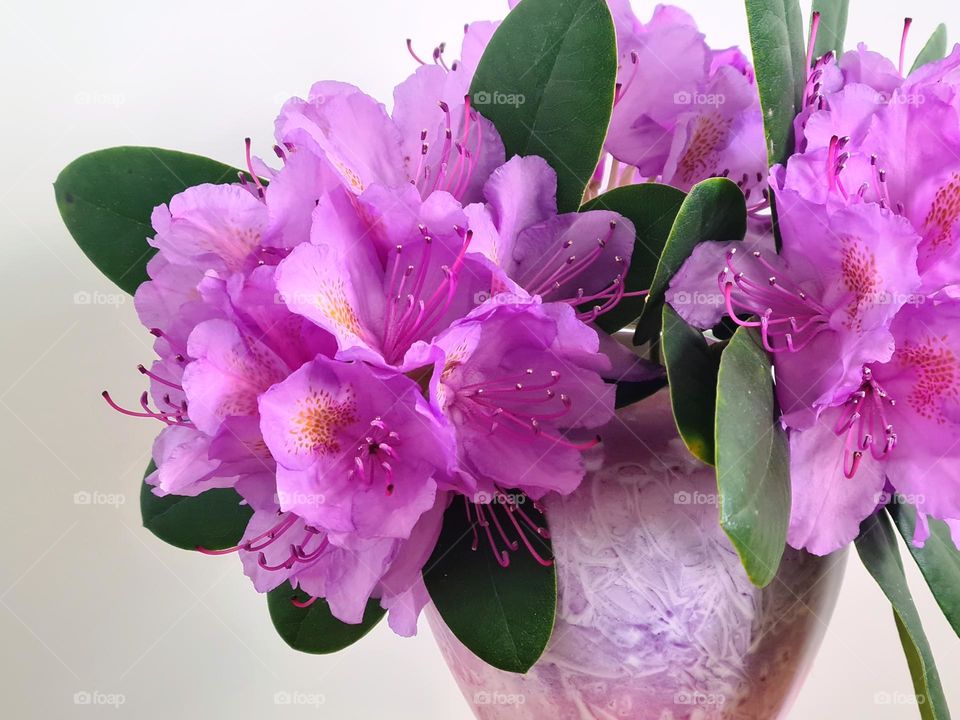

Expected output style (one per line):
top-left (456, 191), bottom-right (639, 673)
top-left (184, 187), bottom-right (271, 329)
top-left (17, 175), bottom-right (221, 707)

top-left (382, 224), bottom-right (474, 365)
top-left (833, 367), bottom-right (898, 478)
top-left (347, 417), bottom-right (402, 496)
top-left (290, 387), bottom-right (358, 456)
top-left (721, 247), bottom-right (832, 352)
top-left (456, 367), bottom-right (601, 452)
top-left (411, 98), bottom-right (485, 200)
top-left (521, 220), bottom-right (647, 321)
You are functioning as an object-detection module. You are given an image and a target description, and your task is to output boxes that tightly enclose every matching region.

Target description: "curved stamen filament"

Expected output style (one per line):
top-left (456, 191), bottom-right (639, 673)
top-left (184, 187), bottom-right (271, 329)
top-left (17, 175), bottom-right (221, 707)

top-left (835, 368), bottom-right (898, 477)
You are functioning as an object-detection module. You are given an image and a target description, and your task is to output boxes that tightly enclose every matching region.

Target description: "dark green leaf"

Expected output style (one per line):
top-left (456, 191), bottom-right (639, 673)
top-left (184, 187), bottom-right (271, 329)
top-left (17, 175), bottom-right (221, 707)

top-left (745, 0), bottom-right (807, 168)
top-left (55, 147), bottom-right (242, 294)
top-left (911, 24), bottom-right (949, 74)
top-left (267, 582), bottom-right (385, 654)
top-left (469, 0), bottom-right (617, 212)
top-left (856, 512), bottom-right (951, 719)
top-left (714, 327), bottom-right (790, 587)
top-left (634, 178), bottom-right (746, 344)
top-left (811, 0), bottom-right (849, 58)
top-left (662, 304), bottom-right (721, 465)
top-left (614, 375), bottom-right (668, 409)
top-left (140, 461), bottom-right (253, 551)
top-left (424, 495), bottom-right (556, 673)
top-left (581, 183), bottom-right (686, 333)
top-left (895, 613), bottom-right (940, 720)
top-left (889, 501), bottom-right (960, 638)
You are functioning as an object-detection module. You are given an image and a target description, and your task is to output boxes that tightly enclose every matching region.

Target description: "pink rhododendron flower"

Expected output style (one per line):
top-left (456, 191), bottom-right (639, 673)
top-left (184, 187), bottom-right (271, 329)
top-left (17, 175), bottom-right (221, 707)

top-left (429, 299), bottom-right (615, 502)
top-left (111, 20), bottom-right (641, 634)
top-left (275, 183), bottom-right (500, 371)
top-left (258, 356), bottom-right (456, 538)
top-left (466, 156), bottom-right (641, 320)
top-left (670, 26), bottom-right (960, 556)
top-left (668, 189), bottom-right (921, 429)
top-left (603, 4), bottom-right (766, 196)
top-left (789, 299), bottom-right (960, 554)
top-left (275, 69), bottom-right (504, 205)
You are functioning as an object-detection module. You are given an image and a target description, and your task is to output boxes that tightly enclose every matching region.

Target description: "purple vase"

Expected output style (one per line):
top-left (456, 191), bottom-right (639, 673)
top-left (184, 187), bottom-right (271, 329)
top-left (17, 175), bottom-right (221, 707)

top-left (428, 391), bottom-right (847, 720)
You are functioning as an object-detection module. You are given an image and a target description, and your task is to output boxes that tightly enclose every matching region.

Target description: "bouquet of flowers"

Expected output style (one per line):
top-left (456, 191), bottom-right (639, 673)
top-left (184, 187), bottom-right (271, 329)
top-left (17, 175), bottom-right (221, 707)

top-left (55, 0), bottom-right (960, 715)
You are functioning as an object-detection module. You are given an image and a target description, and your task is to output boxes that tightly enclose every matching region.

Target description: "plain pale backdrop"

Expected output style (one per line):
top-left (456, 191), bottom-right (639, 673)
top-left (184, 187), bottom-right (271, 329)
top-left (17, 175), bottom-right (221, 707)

top-left (1, 0), bottom-right (958, 717)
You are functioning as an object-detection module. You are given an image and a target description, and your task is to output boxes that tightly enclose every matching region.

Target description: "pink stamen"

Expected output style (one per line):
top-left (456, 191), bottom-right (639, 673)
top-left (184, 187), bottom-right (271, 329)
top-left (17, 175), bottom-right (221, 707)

top-left (807, 11), bottom-right (821, 71)
top-left (900, 18), bottom-right (913, 76)
top-left (244, 138), bottom-right (266, 197)
top-left (137, 364), bottom-right (182, 390)
top-left (406, 39), bottom-right (427, 65)
top-left (291, 595), bottom-right (319, 609)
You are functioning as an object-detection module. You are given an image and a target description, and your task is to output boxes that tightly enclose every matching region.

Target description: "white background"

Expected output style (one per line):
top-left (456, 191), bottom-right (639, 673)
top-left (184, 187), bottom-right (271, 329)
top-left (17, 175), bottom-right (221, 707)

top-left (0, 0), bottom-right (958, 717)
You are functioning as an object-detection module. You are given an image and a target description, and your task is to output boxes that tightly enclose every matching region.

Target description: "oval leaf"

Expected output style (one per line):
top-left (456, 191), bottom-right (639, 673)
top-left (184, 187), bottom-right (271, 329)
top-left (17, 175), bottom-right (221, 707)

top-left (911, 23), bottom-right (949, 74)
top-left (634, 178), bottom-right (746, 344)
top-left (423, 495), bottom-right (556, 673)
top-left (140, 462), bottom-right (253, 551)
top-left (714, 326), bottom-right (790, 587)
top-left (811, 0), bottom-right (849, 59)
top-left (55, 147), bottom-right (242, 294)
top-left (615, 375), bottom-right (669, 409)
top-left (662, 304), bottom-right (721, 465)
top-left (745, 0), bottom-right (807, 169)
top-left (855, 512), bottom-right (951, 720)
top-left (267, 582), bottom-right (385, 654)
top-left (469, 0), bottom-right (617, 212)
top-left (889, 502), bottom-right (960, 638)
top-left (581, 183), bottom-right (686, 333)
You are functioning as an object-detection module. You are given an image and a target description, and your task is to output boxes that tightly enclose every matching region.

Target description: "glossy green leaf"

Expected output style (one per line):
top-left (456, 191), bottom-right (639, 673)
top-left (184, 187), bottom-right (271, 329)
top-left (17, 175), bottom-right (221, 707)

top-left (424, 495), bottom-right (556, 673)
top-left (714, 327), bottom-right (790, 587)
top-left (267, 582), bottom-right (385, 654)
top-left (662, 304), bottom-right (721, 465)
top-left (581, 183), bottom-right (686, 333)
top-left (469, 0), bottom-right (617, 212)
top-left (614, 375), bottom-right (668, 409)
top-left (855, 512), bottom-right (951, 719)
top-left (911, 24), bottom-right (949, 74)
top-left (140, 462), bottom-right (253, 551)
top-left (895, 613), bottom-right (940, 720)
top-left (745, 0), bottom-right (807, 168)
top-left (811, 0), bottom-right (849, 58)
top-left (634, 178), bottom-right (746, 344)
top-left (55, 147), bottom-right (242, 294)
top-left (889, 502), bottom-right (960, 638)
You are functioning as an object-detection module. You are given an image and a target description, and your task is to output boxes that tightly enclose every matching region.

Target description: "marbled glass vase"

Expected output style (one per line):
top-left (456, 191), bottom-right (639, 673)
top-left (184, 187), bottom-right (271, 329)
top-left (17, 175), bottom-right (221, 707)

top-left (428, 391), bottom-right (847, 720)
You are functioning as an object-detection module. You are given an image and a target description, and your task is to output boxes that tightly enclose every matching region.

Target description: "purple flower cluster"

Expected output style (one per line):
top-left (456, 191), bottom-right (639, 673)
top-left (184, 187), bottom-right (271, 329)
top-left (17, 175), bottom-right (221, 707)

top-left (668, 32), bottom-right (960, 555)
top-left (117, 32), bottom-right (667, 635)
